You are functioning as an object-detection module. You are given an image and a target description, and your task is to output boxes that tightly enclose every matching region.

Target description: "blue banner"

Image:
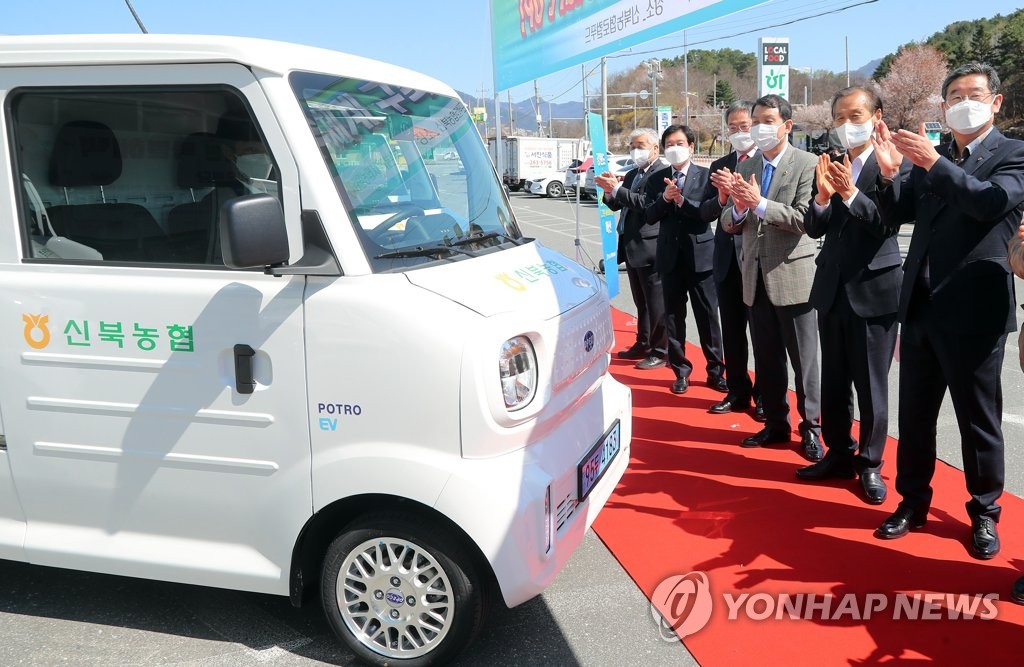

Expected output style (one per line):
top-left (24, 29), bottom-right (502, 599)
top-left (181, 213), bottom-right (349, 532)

top-left (588, 112), bottom-right (619, 299)
top-left (490, 0), bottom-right (764, 91)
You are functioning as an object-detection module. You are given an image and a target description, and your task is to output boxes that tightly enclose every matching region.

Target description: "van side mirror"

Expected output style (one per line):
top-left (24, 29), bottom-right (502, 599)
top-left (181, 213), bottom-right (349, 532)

top-left (220, 194), bottom-right (289, 269)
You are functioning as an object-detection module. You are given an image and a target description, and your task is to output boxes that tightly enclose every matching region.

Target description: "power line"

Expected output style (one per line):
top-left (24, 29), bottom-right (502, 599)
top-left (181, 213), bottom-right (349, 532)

top-left (620, 0), bottom-right (880, 58)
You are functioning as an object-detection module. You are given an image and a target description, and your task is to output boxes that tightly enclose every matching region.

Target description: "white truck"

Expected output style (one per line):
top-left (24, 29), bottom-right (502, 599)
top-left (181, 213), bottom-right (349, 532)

top-left (0, 34), bottom-right (631, 666)
top-left (488, 136), bottom-right (584, 193)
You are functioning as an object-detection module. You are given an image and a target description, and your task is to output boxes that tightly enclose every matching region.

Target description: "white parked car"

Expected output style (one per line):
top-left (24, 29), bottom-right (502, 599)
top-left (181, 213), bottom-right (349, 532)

top-left (582, 155), bottom-right (633, 198)
top-left (525, 169), bottom-right (567, 197)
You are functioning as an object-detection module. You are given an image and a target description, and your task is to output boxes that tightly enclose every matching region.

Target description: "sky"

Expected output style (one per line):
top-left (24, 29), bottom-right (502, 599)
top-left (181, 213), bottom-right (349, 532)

top-left (1, 0), bottom-right (1021, 107)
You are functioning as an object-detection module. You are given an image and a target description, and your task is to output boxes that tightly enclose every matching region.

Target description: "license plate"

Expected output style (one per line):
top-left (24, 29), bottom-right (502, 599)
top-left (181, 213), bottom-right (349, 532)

top-left (577, 420), bottom-right (621, 501)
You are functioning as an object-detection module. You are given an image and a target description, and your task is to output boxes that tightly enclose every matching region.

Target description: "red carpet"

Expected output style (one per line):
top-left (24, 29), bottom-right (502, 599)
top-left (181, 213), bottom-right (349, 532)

top-left (592, 308), bottom-right (1024, 665)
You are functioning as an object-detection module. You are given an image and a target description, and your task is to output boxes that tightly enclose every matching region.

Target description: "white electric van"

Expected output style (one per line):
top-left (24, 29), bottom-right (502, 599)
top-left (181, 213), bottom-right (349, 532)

top-left (0, 35), bottom-right (631, 666)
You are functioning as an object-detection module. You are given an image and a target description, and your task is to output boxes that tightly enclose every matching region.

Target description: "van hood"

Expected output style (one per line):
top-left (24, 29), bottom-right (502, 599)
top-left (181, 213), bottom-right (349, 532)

top-left (403, 241), bottom-right (602, 317)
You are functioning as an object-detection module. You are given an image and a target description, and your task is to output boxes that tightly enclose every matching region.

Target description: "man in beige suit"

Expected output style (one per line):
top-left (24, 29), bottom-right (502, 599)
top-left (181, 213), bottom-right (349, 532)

top-left (718, 94), bottom-right (822, 461)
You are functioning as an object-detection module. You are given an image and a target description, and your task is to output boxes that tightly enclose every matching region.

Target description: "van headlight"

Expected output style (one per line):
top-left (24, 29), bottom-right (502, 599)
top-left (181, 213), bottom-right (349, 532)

top-left (499, 336), bottom-right (537, 410)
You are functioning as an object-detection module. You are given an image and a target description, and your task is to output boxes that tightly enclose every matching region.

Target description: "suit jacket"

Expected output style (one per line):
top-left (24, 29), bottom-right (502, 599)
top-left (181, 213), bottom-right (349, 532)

top-left (804, 151), bottom-right (908, 318)
top-left (700, 151), bottom-right (743, 284)
top-left (721, 144), bottom-right (818, 307)
top-left (879, 128), bottom-right (1024, 335)
top-left (605, 161), bottom-right (670, 267)
top-left (645, 163), bottom-right (713, 275)
top-left (1010, 233), bottom-right (1024, 279)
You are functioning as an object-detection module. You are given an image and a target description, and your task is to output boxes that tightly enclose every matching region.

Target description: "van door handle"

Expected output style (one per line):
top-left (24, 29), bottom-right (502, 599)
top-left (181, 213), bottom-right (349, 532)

top-left (233, 344), bottom-right (256, 394)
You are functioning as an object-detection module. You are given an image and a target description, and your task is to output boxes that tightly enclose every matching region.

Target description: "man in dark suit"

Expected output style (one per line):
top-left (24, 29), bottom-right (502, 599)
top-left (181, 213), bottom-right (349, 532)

top-left (720, 94), bottom-right (823, 462)
top-left (700, 101), bottom-right (763, 418)
top-left (873, 63), bottom-right (1024, 561)
top-left (643, 124), bottom-right (725, 394)
top-left (596, 128), bottom-right (670, 370)
top-left (796, 87), bottom-right (908, 505)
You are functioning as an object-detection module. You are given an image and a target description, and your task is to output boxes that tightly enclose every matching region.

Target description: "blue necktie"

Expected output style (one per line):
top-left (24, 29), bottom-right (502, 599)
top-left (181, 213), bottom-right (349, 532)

top-left (673, 170), bottom-right (685, 206)
top-left (761, 162), bottom-right (775, 197)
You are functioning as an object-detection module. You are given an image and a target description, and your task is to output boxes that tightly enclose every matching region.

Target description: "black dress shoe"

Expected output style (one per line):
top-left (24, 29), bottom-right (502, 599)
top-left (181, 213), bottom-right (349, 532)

top-left (1011, 576), bottom-right (1024, 605)
top-left (800, 431), bottom-right (824, 462)
top-left (635, 355), bottom-right (667, 370)
top-left (709, 393), bottom-right (752, 415)
top-left (708, 375), bottom-right (729, 393)
top-left (970, 516), bottom-right (1000, 560)
top-left (795, 455), bottom-right (855, 481)
top-left (875, 507), bottom-right (926, 539)
top-left (753, 397), bottom-right (766, 422)
top-left (671, 376), bottom-right (689, 394)
top-left (859, 472), bottom-right (887, 505)
top-left (617, 343), bottom-right (648, 360)
top-left (741, 428), bottom-right (790, 447)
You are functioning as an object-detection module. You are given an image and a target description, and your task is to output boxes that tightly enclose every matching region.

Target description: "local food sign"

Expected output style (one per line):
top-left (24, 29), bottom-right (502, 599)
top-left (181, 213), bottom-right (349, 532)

top-left (758, 37), bottom-right (789, 100)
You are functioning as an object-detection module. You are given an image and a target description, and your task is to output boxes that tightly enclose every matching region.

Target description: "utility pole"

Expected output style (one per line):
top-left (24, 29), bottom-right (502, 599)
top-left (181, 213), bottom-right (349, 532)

top-left (601, 57), bottom-right (608, 148)
top-left (507, 90), bottom-right (516, 135)
top-left (845, 36), bottom-right (850, 86)
top-left (683, 30), bottom-right (690, 127)
top-left (582, 64), bottom-right (589, 142)
top-left (534, 79), bottom-right (542, 137)
top-left (477, 84), bottom-right (489, 139)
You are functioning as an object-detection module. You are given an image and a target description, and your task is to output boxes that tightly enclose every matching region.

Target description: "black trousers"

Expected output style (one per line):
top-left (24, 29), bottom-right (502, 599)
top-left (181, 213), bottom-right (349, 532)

top-left (749, 270), bottom-right (821, 436)
top-left (895, 294), bottom-right (1006, 520)
top-left (817, 288), bottom-right (897, 473)
top-left (716, 261), bottom-right (756, 398)
top-left (626, 261), bottom-right (666, 356)
top-left (662, 260), bottom-right (725, 380)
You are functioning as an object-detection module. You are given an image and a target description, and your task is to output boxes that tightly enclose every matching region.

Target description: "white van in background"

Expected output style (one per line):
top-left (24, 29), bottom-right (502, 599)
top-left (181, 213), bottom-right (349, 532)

top-left (0, 34), bottom-right (631, 666)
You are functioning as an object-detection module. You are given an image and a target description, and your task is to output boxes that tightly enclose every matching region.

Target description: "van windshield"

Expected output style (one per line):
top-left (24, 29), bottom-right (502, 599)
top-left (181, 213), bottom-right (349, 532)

top-left (290, 71), bottom-right (521, 271)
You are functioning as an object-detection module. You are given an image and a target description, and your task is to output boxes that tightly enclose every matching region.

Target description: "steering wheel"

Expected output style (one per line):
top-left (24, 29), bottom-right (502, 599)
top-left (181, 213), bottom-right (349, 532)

top-left (367, 205), bottom-right (428, 245)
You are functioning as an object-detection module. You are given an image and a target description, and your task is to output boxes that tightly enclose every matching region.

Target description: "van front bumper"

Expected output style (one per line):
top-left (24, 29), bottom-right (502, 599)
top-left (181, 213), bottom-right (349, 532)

top-left (432, 375), bottom-right (631, 608)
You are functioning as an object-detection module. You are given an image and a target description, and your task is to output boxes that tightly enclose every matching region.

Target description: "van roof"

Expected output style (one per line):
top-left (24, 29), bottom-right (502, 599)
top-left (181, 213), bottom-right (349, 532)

top-left (0, 34), bottom-right (454, 96)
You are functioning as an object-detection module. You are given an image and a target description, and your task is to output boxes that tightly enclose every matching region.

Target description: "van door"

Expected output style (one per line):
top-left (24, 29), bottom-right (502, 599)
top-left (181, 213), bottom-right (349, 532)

top-left (0, 415), bottom-right (27, 560)
top-left (0, 65), bottom-right (311, 593)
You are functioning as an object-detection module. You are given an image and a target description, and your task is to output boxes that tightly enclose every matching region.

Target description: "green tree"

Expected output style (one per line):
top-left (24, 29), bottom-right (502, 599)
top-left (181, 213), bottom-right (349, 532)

top-left (704, 78), bottom-right (735, 108)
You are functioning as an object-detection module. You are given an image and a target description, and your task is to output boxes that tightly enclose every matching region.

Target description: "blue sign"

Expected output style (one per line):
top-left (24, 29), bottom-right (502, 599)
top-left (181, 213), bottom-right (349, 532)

top-left (588, 112), bottom-right (619, 299)
top-left (490, 0), bottom-right (763, 91)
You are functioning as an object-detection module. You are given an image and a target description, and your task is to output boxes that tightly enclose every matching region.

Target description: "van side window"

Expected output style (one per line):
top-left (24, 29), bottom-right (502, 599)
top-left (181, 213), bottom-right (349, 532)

top-left (10, 88), bottom-right (280, 265)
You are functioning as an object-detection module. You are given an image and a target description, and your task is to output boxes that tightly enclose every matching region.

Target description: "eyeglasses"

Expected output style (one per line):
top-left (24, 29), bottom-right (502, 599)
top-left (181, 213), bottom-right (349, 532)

top-left (944, 92), bottom-right (994, 105)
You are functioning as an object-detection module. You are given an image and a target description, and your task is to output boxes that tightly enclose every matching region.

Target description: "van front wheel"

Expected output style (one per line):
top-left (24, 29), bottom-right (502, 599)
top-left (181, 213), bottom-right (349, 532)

top-left (320, 513), bottom-right (485, 666)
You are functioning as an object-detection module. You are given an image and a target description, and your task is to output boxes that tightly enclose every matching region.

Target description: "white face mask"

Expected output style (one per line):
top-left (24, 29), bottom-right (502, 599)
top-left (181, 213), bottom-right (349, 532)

top-left (664, 145), bottom-right (691, 166)
top-left (629, 147), bottom-right (652, 168)
top-left (728, 131), bottom-right (755, 153)
top-left (836, 119), bottom-right (874, 149)
top-left (751, 123), bottom-right (782, 151)
top-left (944, 99), bottom-right (993, 134)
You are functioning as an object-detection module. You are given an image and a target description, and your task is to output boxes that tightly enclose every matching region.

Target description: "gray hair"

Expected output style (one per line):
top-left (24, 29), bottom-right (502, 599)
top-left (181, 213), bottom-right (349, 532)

top-left (628, 127), bottom-right (659, 145)
top-left (942, 62), bottom-right (1001, 99)
top-left (726, 101), bottom-right (754, 123)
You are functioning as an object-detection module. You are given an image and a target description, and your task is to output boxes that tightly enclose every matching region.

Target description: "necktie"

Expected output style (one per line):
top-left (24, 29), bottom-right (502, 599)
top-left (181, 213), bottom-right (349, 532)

top-left (629, 168), bottom-right (645, 193)
top-left (618, 169), bottom-right (644, 233)
top-left (673, 170), bottom-right (685, 206)
top-left (954, 146), bottom-right (970, 167)
top-left (738, 153), bottom-right (750, 163)
top-left (761, 162), bottom-right (775, 197)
